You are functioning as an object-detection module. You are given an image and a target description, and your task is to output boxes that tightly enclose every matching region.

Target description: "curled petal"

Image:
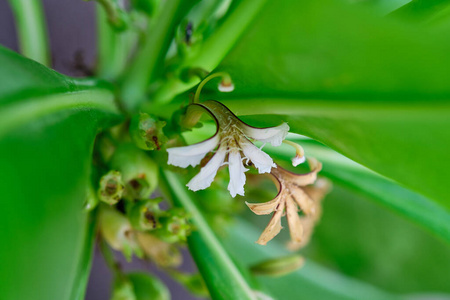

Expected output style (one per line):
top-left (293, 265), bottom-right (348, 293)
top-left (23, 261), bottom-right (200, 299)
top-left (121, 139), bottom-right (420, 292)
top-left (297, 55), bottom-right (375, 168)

top-left (256, 200), bottom-right (286, 245)
top-left (272, 158), bottom-right (322, 187)
top-left (228, 151), bottom-right (248, 197)
top-left (291, 188), bottom-right (316, 215)
top-left (167, 134), bottom-right (220, 168)
top-left (186, 143), bottom-right (227, 191)
top-left (241, 122), bottom-right (289, 147)
top-left (285, 198), bottom-right (303, 243)
top-left (240, 137), bottom-right (276, 174)
top-left (246, 197), bottom-right (281, 215)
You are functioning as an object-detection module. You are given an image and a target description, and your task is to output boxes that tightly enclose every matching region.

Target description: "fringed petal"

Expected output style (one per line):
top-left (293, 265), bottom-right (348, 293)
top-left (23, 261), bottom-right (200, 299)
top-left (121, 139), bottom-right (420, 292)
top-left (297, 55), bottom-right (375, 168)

top-left (241, 122), bottom-right (289, 147)
top-left (167, 134), bottom-right (220, 168)
top-left (240, 137), bottom-right (276, 174)
top-left (186, 143), bottom-right (227, 191)
top-left (227, 150), bottom-right (248, 197)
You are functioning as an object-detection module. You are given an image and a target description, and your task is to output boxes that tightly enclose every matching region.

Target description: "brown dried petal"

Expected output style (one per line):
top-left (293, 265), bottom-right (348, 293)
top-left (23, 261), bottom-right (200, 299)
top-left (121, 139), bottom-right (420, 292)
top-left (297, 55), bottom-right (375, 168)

top-left (256, 200), bottom-right (286, 245)
top-left (285, 197), bottom-right (303, 243)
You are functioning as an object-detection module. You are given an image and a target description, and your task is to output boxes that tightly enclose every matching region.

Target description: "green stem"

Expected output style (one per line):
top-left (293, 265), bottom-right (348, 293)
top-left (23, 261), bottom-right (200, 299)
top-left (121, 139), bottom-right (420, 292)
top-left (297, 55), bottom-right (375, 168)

top-left (8, 0), bottom-right (50, 66)
top-left (120, 0), bottom-right (197, 112)
top-left (96, 4), bottom-right (135, 80)
top-left (152, 0), bottom-right (269, 104)
top-left (160, 170), bottom-right (256, 300)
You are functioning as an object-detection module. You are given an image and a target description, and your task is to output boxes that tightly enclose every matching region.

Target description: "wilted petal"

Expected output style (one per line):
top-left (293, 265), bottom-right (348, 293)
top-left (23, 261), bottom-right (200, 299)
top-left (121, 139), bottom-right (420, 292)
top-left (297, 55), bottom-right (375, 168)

top-left (186, 143), bottom-right (227, 191)
top-left (167, 134), bottom-right (220, 168)
top-left (228, 151), bottom-right (248, 197)
top-left (241, 122), bottom-right (289, 147)
top-left (291, 188), bottom-right (315, 215)
top-left (256, 200), bottom-right (286, 245)
top-left (240, 137), bottom-right (276, 174)
top-left (246, 197), bottom-right (281, 215)
top-left (285, 198), bottom-right (303, 243)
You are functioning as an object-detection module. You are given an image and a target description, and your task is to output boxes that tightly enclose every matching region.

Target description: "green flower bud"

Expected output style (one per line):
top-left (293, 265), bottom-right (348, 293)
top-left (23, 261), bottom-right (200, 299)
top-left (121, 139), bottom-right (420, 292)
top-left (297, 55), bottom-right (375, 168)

top-left (111, 277), bottom-right (136, 300)
top-left (128, 272), bottom-right (171, 300)
top-left (111, 144), bottom-right (158, 200)
top-left (99, 205), bottom-right (143, 261)
top-left (154, 208), bottom-right (191, 243)
top-left (127, 198), bottom-right (163, 231)
top-left (84, 182), bottom-right (99, 211)
top-left (136, 232), bottom-right (182, 268)
top-left (98, 170), bottom-right (125, 205)
top-left (250, 254), bottom-right (305, 277)
top-left (167, 270), bottom-right (208, 297)
top-left (130, 113), bottom-right (168, 151)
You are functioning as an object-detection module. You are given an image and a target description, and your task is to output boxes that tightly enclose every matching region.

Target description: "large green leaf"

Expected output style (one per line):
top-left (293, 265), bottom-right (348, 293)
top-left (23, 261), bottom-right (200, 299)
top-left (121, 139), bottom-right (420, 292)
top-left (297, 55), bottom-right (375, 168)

top-left (203, 0), bottom-right (450, 207)
top-left (267, 139), bottom-right (450, 244)
top-left (223, 219), bottom-right (401, 300)
top-left (0, 47), bottom-right (122, 300)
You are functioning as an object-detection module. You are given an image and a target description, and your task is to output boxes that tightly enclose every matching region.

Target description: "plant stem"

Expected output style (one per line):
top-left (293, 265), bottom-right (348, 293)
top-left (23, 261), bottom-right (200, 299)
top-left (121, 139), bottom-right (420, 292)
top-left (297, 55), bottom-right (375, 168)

top-left (8, 0), bottom-right (50, 66)
top-left (152, 0), bottom-right (269, 104)
top-left (120, 0), bottom-right (198, 112)
top-left (160, 170), bottom-right (256, 300)
top-left (96, 4), bottom-right (135, 80)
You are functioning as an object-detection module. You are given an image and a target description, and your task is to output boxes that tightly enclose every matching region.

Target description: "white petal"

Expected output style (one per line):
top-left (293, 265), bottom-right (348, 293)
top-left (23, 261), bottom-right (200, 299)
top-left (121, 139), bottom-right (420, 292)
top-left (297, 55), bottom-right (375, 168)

top-left (228, 151), bottom-right (248, 197)
top-left (240, 138), bottom-right (276, 174)
top-left (186, 143), bottom-right (227, 191)
top-left (241, 122), bottom-right (289, 147)
top-left (167, 134), bottom-right (220, 168)
top-left (292, 155), bottom-right (306, 167)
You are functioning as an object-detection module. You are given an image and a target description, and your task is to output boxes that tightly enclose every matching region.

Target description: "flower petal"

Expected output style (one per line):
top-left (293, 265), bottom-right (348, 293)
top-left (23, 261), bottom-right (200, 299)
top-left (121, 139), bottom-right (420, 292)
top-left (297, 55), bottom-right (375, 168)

top-left (240, 137), bottom-right (276, 174)
top-left (228, 150), bottom-right (248, 197)
top-left (285, 198), bottom-right (303, 243)
top-left (186, 143), bottom-right (227, 191)
top-left (241, 122), bottom-right (289, 147)
top-left (256, 200), bottom-right (286, 245)
top-left (246, 197), bottom-right (281, 215)
top-left (167, 134), bottom-right (220, 168)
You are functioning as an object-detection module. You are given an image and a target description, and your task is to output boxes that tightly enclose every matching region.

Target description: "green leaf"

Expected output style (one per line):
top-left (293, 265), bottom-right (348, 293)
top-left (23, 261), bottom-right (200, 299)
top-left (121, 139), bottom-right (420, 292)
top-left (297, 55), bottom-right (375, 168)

top-left (390, 0), bottom-right (450, 22)
top-left (0, 47), bottom-right (122, 300)
top-left (223, 219), bottom-right (401, 300)
top-left (268, 140), bottom-right (450, 244)
top-left (161, 170), bottom-right (256, 300)
top-left (205, 0), bottom-right (450, 207)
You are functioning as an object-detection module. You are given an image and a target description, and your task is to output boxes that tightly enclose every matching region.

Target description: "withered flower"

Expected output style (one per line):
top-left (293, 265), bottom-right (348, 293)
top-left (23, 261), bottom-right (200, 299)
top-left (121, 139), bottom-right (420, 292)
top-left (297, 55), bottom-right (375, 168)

top-left (246, 158), bottom-right (330, 246)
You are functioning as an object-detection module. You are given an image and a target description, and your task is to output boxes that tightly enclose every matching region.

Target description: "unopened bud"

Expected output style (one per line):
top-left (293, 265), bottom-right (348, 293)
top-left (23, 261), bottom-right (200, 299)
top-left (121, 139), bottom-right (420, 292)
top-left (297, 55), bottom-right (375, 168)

top-left (130, 113), bottom-right (168, 151)
top-left (85, 182), bottom-right (99, 210)
top-left (111, 144), bottom-right (158, 200)
top-left (250, 254), bottom-right (305, 277)
top-left (98, 170), bottom-right (125, 205)
top-left (154, 208), bottom-right (191, 243)
top-left (111, 277), bottom-right (136, 300)
top-left (128, 272), bottom-right (171, 300)
top-left (136, 232), bottom-right (182, 267)
top-left (283, 140), bottom-right (305, 167)
top-left (127, 198), bottom-right (162, 231)
top-left (99, 205), bottom-right (143, 261)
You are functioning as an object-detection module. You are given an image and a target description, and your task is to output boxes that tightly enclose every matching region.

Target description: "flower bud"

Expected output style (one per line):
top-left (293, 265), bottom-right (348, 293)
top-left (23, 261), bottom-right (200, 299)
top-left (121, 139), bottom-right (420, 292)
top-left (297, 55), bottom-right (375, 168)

top-left (128, 272), bottom-right (171, 300)
top-left (136, 232), bottom-right (182, 267)
top-left (98, 170), bottom-right (125, 205)
top-left (130, 113), bottom-right (168, 151)
top-left (250, 254), bottom-right (305, 277)
top-left (127, 198), bottom-right (163, 231)
top-left (154, 208), bottom-right (191, 243)
top-left (111, 277), bottom-right (136, 300)
top-left (99, 205), bottom-right (143, 261)
top-left (110, 144), bottom-right (158, 200)
top-left (84, 182), bottom-right (99, 211)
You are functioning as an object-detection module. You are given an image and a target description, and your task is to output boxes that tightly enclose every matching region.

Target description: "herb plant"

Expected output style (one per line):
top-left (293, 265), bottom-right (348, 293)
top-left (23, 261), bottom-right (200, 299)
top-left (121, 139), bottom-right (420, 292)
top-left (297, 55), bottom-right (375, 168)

top-left (1, 0), bottom-right (450, 299)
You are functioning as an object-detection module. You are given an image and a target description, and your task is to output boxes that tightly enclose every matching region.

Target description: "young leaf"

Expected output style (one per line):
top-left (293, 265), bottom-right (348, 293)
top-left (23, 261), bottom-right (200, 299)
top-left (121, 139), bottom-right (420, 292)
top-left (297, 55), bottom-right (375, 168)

top-left (0, 46), bottom-right (122, 300)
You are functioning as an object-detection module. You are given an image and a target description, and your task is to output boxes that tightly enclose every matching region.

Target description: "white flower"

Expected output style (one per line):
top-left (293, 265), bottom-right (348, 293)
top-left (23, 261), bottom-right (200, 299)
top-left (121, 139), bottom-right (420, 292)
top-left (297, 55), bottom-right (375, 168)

top-left (167, 100), bottom-right (289, 197)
